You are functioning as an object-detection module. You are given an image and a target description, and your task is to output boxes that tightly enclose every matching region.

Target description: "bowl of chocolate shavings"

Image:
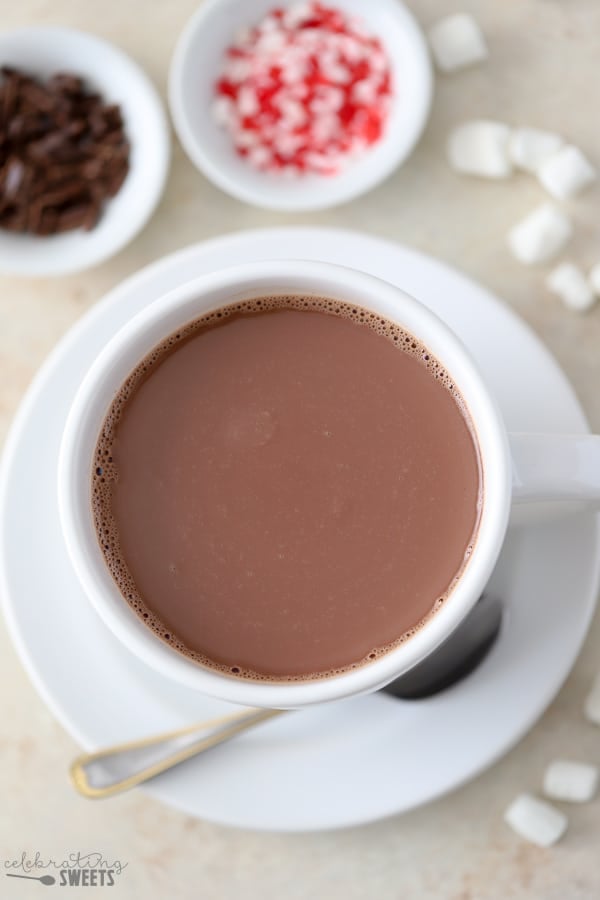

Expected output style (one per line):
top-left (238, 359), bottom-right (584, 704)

top-left (0, 26), bottom-right (170, 276)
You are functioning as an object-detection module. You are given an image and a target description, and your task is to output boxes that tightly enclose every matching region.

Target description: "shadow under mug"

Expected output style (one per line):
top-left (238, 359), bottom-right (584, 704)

top-left (57, 261), bottom-right (600, 708)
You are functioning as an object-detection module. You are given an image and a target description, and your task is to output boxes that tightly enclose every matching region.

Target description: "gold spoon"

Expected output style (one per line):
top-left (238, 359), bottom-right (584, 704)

top-left (70, 707), bottom-right (284, 798)
top-left (71, 594), bottom-right (502, 799)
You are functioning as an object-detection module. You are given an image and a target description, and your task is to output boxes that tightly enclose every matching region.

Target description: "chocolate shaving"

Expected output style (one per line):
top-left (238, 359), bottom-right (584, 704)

top-left (0, 66), bottom-right (129, 236)
top-left (3, 157), bottom-right (25, 198)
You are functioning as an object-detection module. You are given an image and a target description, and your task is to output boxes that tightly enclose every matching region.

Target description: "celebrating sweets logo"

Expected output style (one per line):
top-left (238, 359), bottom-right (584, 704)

top-left (4, 852), bottom-right (128, 887)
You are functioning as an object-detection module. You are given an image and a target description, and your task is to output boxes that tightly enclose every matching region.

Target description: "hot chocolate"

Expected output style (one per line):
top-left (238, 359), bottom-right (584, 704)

top-left (93, 295), bottom-right (482, 681)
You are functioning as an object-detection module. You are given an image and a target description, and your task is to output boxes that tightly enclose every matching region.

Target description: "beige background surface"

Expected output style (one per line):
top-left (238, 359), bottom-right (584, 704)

top-left (1, 1), bottom-right (600, 898)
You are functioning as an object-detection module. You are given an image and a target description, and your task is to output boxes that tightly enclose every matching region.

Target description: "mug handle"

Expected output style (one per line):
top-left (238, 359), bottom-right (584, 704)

top-left (510, 433), bottom-right (600, 504)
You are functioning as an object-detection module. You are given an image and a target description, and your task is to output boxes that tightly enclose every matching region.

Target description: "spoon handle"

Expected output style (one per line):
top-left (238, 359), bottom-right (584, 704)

top-left (70, 708), bottom-right (283, 798)
top-left (6, 874), bottom-right (56, 885)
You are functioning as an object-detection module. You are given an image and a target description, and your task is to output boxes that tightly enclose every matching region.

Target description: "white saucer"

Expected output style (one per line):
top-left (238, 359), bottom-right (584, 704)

top-left (2, 229), bottom-right (599, 833)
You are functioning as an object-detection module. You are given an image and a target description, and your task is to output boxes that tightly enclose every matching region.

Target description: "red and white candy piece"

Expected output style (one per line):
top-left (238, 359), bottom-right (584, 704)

top-left (543, 760), bottom-right (599, 803)
top-left (428, 13), bottom-right (488, 73)
top-left (504, 793), bottom-right (567, 847)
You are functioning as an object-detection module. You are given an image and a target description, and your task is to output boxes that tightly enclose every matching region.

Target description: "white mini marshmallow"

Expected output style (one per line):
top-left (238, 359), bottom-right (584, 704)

top-left (428, 13), bottom-right (488, 72)
top-left (583, 672), bottom-right (600, 726)
top-left (547, 263), bottom-right (597, 312)
top-left (538, 145), bottom-right (597, 199)
top-left (447, 120), bottom-right (512, 178)
top-left (508, 128), bottom-right (564, 173)
top-left (588, 262), bottom-right (600, 298)
top-left (504, 794), bottom-right (567, 847)
top-left (543, 760), bottom-right (599, 803)
top-left (507, 203), bottom-right (572, 265)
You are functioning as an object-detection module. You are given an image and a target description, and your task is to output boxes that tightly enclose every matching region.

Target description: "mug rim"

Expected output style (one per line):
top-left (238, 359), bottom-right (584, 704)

top-left (57, 260), bottom-right (512, 708)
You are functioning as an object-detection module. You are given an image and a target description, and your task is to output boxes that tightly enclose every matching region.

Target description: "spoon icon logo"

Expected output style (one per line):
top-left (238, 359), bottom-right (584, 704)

top-left (3, 851), bottom-right (126, 885)
top-left (6, 873), bottom-right (56, 885)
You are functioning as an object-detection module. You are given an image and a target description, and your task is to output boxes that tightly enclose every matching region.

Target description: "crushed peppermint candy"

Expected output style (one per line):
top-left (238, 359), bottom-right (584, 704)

top-left (213, 2), bottom-right (393, 176)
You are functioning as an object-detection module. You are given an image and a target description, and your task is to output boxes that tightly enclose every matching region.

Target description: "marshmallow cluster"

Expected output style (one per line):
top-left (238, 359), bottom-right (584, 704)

top-left (432, 10), bottom-right (599, 846)
top-left (446, 119), bottom-right (596, 292)
top-left (504, 672), bottom-right (600, 847)
top-left (447, 120), bottom-right (596, 201)
top-left (430, 11), bottom-right (597, 307)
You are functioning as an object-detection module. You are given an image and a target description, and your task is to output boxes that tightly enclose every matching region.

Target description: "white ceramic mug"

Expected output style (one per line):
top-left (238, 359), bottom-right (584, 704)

top-left (57, 261), bottom-right (600, 708)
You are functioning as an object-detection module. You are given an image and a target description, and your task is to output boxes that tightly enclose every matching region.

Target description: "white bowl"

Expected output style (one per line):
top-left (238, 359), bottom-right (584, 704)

top-left (0, 27), bottom-right (171, 277)
top-left (169, 0), bottom-right (433, 212)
